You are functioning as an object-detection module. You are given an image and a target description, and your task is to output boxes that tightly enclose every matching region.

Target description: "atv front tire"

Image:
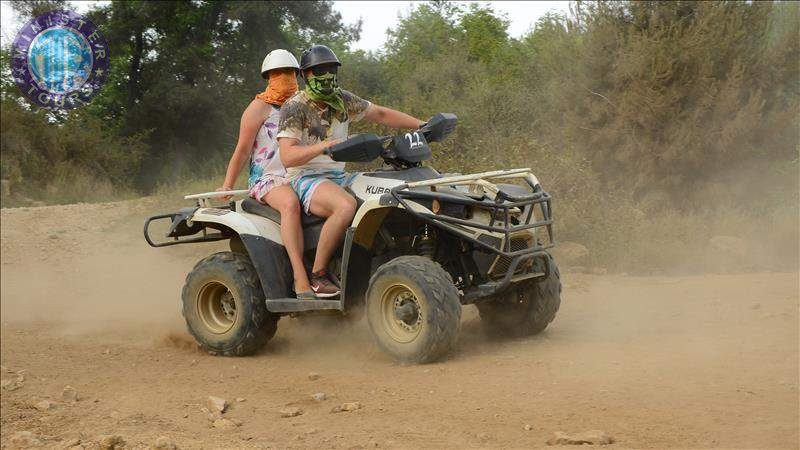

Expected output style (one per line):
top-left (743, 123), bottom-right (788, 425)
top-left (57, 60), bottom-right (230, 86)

top-left (182, 251), bottom-right (278, 356)
top-left (477, 254), bottom-right (561, 337)
top-left (366, 256), bottom-right (461, 364)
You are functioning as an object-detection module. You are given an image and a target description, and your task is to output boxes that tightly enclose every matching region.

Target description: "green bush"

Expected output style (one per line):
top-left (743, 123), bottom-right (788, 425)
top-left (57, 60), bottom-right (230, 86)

top-left (1, 1), bottom-right (797, 272)
top-left (0, 96), bottom-right (146, 205)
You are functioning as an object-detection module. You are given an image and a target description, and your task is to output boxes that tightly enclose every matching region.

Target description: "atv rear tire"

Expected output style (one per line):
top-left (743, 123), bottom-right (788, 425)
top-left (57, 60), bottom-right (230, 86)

top-left (366, 256), bottom-right (461, 364)
top-left (477, 254), bottom-right (561, 337)
top-left (182, 251), bottom-right (278, 356)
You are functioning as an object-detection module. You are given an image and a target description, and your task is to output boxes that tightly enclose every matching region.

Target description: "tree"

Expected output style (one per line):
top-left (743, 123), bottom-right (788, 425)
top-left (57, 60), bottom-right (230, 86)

top-left (83, 0), bottom-right (359, 189)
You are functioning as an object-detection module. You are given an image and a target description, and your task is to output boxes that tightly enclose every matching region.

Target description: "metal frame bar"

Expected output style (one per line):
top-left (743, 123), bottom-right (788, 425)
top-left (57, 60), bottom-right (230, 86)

top-left (461, 252), bottom-right (548, 303)
top-left (390, 168), bottom-right (554, 259)
top-left (183, 190), bottom-right (248, 208)
top-left (143, 214), bottom-right (229, 247)
top-left (388, 168), bottom-right (555, 301)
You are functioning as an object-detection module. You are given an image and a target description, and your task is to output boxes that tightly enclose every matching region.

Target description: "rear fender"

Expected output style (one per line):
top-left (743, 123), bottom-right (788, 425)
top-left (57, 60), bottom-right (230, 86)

top-left (190, 208), bottom-right (289, 300)
top-left (191, 207), bottom-right (282, 244)
top-left (239, 234), bottom-right (293, 301)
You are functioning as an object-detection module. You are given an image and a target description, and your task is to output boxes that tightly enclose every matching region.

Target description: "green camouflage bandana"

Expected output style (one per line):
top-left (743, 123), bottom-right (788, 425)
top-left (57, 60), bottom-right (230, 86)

top-left (305, 73), bottom-right (345, 113)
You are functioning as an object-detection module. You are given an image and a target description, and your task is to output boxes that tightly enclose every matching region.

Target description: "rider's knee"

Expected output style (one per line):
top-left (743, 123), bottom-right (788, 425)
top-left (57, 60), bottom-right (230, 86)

top-left (278, 198), bottom-right (301, 216)
top-left (336, 194), bottom-right (357, 218)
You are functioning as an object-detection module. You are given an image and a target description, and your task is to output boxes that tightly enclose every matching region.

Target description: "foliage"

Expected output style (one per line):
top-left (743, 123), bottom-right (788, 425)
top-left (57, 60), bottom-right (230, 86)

top-left (531, 1), bottom-right (799, 207)
top-left (1, 0), bottom-right (797, 271)
top-left (0, 100), bottom-right (147, 205)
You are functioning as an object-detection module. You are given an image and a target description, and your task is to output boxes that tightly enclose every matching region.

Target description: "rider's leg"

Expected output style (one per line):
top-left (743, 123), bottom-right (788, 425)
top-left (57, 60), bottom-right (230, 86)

top-left (263, 185), bottom-right (311, 293)
top-left (307, 181), bottom-right (357, 273)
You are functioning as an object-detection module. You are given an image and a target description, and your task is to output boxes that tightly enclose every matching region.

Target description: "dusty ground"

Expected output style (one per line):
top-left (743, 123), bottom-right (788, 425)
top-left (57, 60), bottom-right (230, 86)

top-left (1, 198), bottom-right (798, 449)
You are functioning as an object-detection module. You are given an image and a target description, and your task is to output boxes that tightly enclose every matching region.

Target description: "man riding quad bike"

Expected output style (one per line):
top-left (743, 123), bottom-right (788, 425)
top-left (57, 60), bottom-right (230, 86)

top-left (145, 113), bottom-right (561, 364)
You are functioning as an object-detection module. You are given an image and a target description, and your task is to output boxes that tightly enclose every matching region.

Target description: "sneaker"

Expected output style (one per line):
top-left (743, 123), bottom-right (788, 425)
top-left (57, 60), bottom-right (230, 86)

top-left (311, 269), bottom-right (340, 298)
top-left (296, 291), bottom-right (319, 301)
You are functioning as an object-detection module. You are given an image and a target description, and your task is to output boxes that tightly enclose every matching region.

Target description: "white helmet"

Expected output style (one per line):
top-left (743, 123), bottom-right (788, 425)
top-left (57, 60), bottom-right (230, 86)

top-left (261, 49), bottom-right (300, 79)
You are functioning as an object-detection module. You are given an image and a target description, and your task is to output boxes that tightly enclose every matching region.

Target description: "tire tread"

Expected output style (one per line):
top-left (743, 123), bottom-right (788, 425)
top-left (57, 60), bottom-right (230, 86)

top-left (181, 251), bottom-right (278, 356)
top-left (366, 256), bottom-right (461, 364)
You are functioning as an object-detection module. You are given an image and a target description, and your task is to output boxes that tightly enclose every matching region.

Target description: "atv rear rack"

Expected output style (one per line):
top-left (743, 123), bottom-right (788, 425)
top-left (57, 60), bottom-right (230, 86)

top-left (389, 168), bottom-right (554, 301)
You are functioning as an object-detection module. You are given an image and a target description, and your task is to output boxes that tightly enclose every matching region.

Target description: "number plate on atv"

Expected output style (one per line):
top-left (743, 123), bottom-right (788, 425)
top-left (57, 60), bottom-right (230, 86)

top-left (392, 131), bottom-right (431, 163)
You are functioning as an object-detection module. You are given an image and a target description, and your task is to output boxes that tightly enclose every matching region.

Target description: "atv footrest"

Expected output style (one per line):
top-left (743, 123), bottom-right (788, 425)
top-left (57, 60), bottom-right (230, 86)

top-left (265, 298), bottom-right (343, 313)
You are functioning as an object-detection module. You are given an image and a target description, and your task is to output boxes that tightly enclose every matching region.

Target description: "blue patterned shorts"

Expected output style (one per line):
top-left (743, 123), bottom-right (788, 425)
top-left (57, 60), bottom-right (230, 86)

top-left (289, 169), bottom-right (356, 214)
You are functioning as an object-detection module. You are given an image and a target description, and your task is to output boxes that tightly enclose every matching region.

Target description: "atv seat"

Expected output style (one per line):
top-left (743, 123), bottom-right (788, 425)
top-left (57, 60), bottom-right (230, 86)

top-left (240, 198), bottom-right (324, 227)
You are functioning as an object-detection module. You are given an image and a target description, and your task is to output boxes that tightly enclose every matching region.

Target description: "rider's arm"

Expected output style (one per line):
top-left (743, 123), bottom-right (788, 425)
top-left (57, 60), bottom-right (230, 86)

top-left (220, 101), bottom-right (266, 190)
top-left (364, 104), bottom-right (424, 129)
top-left (278, 137), bottom-right (340, 168)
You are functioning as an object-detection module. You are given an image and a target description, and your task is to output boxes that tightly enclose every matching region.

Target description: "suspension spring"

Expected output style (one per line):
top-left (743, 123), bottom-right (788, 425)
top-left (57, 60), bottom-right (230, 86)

top-left (414, 224), bottom-right (436, 259)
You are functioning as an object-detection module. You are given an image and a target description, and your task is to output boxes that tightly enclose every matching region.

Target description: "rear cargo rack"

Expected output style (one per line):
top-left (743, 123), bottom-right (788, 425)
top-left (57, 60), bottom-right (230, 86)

top-left (184, 189), bottom-right (248, 207)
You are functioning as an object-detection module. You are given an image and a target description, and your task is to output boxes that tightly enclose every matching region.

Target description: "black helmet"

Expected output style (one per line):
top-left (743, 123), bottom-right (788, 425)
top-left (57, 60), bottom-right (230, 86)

top-left (300, 44), bottom-right (341, 71)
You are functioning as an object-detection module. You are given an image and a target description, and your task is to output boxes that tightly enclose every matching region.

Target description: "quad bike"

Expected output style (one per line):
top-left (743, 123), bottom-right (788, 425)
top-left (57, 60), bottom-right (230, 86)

top-left (144, 113), bottom-right (561, 364)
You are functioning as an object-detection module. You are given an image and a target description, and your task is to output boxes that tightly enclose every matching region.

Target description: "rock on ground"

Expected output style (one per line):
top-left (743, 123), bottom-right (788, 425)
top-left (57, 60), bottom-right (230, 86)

top-left (312, 392), bottom-right (326, 402)
top-left (153, 436), bottom-right (177, 449)
top-left (2, 374), bottom-right (25, 391)
top-left (308, 372), bottom-right (320, 381)
top-left (96, 434), bottom-right (125, 449)
top-left (547, 430), bottom-right (614, 446)
top-left (200, 407), bottom-right (222, 422)
top-left (206, 395), bottom-right (227, 413)
top-left (33, 399), bottom-right (56, 411)
top-left (10, 431), bottom-right (42, 447)
top-left (280, 406), bottom-right (303, 418)
top-left (212, 418), bottom-right (239, 430)
top-left (61, 386), bottom-right (78, 402)
top-left (59, 437), bottom-right (81, 449)
top-left (331, 402), bottom-right (362, 413)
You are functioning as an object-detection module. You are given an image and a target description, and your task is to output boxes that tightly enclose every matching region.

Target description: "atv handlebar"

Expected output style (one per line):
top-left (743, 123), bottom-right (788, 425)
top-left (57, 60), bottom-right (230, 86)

top-left (324, 133), bottom-right (388, 162)
top-left (326, 113), bottom-right (457, 166)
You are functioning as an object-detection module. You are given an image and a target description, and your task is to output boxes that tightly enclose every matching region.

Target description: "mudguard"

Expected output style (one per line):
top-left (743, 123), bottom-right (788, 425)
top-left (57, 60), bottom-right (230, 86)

top-left (190, 207), bottom-right (290, 301)
top-left (350, 197), bottom-right (434, 249)
top-left (239, 234), bottom-right (293, 301)
top-left (190, 207), bottom-right (283, 244)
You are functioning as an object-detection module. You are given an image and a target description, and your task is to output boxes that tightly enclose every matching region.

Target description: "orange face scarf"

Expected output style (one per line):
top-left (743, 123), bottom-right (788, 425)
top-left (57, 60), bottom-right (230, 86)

top-left (255, 70), bottom-right (298, 106)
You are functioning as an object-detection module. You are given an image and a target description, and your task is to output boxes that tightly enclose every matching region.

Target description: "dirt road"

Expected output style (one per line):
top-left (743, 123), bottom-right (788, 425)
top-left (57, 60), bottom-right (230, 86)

top-left (1, 199), bottom-right (798, 449)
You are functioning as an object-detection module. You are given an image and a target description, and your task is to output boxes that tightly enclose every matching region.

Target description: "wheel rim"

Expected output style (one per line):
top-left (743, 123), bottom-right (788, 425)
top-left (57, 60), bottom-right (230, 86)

top-left (380, 283), bottom-right (423, 343)
top-left (196, 281), bottom-right (237, 334)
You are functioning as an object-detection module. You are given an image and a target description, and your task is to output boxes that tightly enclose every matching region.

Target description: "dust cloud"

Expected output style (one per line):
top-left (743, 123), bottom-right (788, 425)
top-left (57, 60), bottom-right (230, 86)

top-left (0, 196), bottom-right (798, 448)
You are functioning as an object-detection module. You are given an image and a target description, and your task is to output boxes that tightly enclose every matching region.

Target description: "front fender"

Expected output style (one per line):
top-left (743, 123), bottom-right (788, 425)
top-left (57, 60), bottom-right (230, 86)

top-left (351, 198), bottom-right (434, 249)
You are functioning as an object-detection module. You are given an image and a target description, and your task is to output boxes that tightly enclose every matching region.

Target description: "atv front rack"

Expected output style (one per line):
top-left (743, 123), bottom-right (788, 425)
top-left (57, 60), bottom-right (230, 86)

top-left (388, 168), bottom-right (554, 301)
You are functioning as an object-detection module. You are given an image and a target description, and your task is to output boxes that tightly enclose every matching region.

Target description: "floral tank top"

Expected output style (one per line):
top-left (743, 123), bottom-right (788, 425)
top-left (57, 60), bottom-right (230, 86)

top-left (248, 105), bottom-right (290, 201)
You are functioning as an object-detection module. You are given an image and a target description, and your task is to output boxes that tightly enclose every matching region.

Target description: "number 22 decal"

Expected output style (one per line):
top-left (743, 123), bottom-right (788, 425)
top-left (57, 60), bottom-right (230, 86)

top-left (404, 132), bottom-right (423, 149)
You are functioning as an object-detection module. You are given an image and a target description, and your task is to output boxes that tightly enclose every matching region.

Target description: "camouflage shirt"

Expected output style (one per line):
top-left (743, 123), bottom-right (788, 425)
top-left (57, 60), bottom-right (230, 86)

top-left (276, 89), bottom-right (372, 176)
